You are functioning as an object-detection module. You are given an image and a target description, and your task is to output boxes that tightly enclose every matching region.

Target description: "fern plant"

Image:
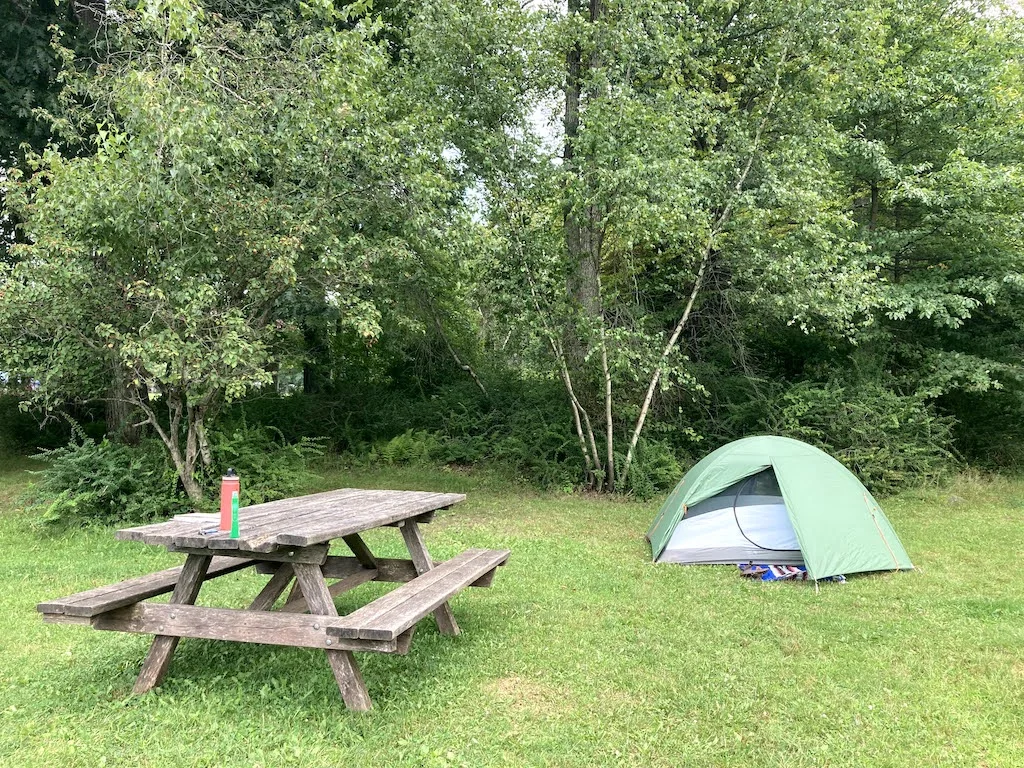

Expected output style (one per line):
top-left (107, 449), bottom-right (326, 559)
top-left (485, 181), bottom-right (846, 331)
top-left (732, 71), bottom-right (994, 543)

top-left (25, 437), bottom-right (188, 527)
top-left (25, 422), bottom-right (328, 527)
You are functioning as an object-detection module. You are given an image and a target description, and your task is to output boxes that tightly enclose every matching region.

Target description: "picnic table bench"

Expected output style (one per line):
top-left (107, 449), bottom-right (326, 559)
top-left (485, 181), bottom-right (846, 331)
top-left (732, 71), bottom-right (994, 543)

top-left (37, 488), bottom-right (510, 711)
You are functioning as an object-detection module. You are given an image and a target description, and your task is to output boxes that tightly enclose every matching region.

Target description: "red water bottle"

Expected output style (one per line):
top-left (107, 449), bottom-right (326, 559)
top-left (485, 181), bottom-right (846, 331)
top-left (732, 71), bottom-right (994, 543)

top-left (219, 469), bottom-right (240, 532)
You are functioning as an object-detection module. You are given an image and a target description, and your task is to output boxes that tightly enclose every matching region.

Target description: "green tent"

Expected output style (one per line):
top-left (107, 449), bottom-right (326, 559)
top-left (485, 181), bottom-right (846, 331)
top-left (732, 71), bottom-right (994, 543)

top-left (646, 435), bottom-right (913, 579)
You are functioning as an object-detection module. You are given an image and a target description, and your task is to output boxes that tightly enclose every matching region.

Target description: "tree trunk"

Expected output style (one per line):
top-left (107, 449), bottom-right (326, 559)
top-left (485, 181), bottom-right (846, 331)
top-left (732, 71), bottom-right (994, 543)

top-left (618, 37), bottom-right (791, 492)
top-left (134, 389), bottom-right (207, 505)
top-left (72, 0), bottom-right (106, 28)
top-left (523, 255), bottom-right (602, 489)
top-left (563, 0), bottom-right (609, 488)
top-left (432, 314), bottom-right (489, 398)
top-left (869, 182), bottom-right (880, 231)
top-left (600, 329), bottom-right (614, 491)
top-left (619, 247), bottom-right (712, 490)
top-left (564, 0), bottom-right (605, 327)
top-left (105, 364), bottom-right (142, 446)
top-left (303, 325), bottom-right (321, 394)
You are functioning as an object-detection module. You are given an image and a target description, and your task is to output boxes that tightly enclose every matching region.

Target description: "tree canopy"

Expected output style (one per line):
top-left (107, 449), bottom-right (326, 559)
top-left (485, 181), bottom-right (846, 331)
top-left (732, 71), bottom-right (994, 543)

top-left (2, 0), bottom-right (1023, 498)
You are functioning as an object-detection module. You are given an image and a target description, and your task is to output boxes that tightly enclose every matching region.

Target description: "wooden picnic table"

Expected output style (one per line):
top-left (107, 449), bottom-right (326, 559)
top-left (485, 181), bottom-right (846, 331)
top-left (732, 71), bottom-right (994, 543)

top-left (37, 488), bottom-right (510, 711)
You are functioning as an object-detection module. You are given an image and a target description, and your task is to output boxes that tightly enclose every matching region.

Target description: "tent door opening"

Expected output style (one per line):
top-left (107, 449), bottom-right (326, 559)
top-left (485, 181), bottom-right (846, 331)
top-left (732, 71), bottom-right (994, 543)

top-left (657, 468), bottom-right (804, 565)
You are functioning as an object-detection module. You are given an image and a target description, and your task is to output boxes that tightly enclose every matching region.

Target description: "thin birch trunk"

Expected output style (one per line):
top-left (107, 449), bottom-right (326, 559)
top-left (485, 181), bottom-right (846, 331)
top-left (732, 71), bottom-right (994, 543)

top-left (432, 314), bottom-right (489, 398)
top-left (600, 328), bottom-right (614, 491)
top-left (618, 41), bottom-right (790, 491)
top-left (619, 247), bottom-right (711, 490)
top-left (525, 266), bottom-right (603, 485)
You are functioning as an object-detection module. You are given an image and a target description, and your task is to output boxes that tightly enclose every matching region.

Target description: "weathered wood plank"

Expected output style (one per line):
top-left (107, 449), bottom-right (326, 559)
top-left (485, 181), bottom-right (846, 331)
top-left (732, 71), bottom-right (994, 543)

top-left (177, 495), bottom-right (373, 551)
top-left (401, 520), bottom-right (460, 636)
top-left (265, 495), bottom-right (430, 549)
top-left (173, 490), bottom-right (416, 550)
top-left (293, 562), bottom-right (373, 711)
top-left (168, 543), bottom-right (329, 564)
top-left (336, 550), bottom-right (484, 630)
top-left (393, 627), bottom-right (416, 655)
top-left (283, 578), bottom-right (304, 609)
top-left (354, 557), bottom-right (505, 641)
top-left (384, 510), bottom-right (436, 527)
top-left (133, 554), bottom-right (210, 694)
top-left (41, 613), bottom-right (92, 626)
top-left (116, 515), bottom-right (217, 545)
top-left (117, 489), bottom-right (370, 548)
top-left (36, 557), bottom-right (254, 618)
top-left (255, 556), bottom-right (429, 583)
top-left (91, 603), bottom-right (399, 652)
top-left (166, 502), bottom-right (335, 551)
top-left (470, 569), bottom-right (498, 588)
top-left (324, 556), bottom-right (420, 582)
top-left (118, 489), bottom-right (466, 553)
top-left (275, 493), bottom-right (465, 548)
top-left (331, 549), bottom-right (510, 642)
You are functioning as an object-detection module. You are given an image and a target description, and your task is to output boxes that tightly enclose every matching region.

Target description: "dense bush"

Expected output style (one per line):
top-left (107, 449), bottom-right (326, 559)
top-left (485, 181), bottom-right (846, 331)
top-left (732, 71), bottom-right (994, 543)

top-left (217, 367), bottom-right (961, 497)
top-left (775, 381), bottom-right (955, 493)
top-left (616, 438), bottom-right (684, 500)
top-left (365, 430), bottom-right (442, 466)
top-left (25, 437), bottom-right (189, 526)
top-left (225, 378), bottom-right (588, 490)
top-left (941, 386), bottom-right (1024, 471)
top-left (205, 424), bottom-right (326, 505)
top-left (25, 424), bottom-right (325, 527)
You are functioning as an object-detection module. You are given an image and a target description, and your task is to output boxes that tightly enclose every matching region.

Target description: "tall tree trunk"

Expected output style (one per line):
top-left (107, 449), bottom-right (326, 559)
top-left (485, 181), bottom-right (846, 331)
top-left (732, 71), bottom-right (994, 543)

top-left (523, 261), bottom-right (602, 489)
top-left (869, 181), bottom-right (880, 231)
top-left (564, 0), bottom-right (605, 325)
top-left (600, 328), bottom-right (614, 490)
top-left (564, 0), bottom-right (609, 488)
top-left (302, 325), bottom-right (321, 394)
top-left (106, 363), bottom-right (142, 445)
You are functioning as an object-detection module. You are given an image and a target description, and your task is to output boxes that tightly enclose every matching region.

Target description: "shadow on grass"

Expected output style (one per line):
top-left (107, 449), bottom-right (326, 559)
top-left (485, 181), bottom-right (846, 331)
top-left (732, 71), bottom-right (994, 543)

top-left (42, 601), bottom-right (514, 718)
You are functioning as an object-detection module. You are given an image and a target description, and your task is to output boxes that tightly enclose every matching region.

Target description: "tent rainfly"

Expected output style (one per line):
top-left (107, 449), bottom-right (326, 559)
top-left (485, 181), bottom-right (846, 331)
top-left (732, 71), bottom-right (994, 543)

top-left (646, 435), bottom-right (914, 580)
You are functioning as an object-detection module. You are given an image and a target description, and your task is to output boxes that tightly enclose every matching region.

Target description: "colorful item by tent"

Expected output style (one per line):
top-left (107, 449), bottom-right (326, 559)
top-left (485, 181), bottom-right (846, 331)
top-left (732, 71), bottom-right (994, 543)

top-left (738, 563), bottom-right (848, 583)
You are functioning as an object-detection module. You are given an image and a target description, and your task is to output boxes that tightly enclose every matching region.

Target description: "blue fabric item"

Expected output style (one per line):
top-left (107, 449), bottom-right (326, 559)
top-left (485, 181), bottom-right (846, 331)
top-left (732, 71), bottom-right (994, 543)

top-left (738, 563), bottom-right (847, 583)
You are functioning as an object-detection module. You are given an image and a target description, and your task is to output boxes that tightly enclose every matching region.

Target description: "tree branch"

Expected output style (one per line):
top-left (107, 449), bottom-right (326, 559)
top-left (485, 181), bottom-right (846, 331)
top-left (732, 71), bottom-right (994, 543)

top-left (619, 37), bottom-right (791, 490)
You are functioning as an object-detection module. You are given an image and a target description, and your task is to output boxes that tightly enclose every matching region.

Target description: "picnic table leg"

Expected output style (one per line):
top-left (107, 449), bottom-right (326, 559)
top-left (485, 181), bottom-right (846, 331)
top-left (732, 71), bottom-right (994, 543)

top-left (132, 553), bottom-right (211, 694)
top-left (292, 562), bottom-right (372, 712)
top-left (400, 520), bottom-right (460, 636)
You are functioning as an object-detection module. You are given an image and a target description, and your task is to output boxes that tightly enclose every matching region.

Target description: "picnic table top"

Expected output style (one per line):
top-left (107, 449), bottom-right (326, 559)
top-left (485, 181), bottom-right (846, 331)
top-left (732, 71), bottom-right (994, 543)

top-left (116, 488), bottom-right (466, 554)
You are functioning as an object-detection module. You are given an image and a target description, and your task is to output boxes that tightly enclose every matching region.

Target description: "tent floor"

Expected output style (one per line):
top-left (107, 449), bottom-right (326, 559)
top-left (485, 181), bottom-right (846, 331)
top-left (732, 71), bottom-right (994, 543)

top-left (657, 550), bottom-right (805, 566)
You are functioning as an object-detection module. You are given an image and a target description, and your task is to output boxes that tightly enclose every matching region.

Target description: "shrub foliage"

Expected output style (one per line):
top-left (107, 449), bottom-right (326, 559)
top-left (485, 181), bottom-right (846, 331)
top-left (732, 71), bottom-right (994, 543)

top-left (26, 424), bottom-right (324, 527)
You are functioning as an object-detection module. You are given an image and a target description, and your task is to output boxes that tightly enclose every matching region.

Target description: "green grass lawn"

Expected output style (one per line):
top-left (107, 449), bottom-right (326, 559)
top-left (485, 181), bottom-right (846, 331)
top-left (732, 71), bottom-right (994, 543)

top-left (1, 458), bottom-right (1021, 767)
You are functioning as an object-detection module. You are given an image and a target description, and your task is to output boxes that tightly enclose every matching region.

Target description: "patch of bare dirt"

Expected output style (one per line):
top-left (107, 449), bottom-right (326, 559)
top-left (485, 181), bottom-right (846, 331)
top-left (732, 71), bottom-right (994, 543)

top-left (483, 675), bottom-right (573, 716)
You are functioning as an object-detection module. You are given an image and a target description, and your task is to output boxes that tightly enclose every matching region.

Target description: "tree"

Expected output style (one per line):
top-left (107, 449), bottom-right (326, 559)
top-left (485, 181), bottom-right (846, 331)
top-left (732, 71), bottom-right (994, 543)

top-left (283, 0), bottom-right (538, 399)
top-left (480, 0), bottom-right (880, 491)
top-left (1, 1), bottom-right (464, 500)
top-left (839, 0), bottom-right (1024, 398)
top-left (0, 0), bottom-right (106, 260)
